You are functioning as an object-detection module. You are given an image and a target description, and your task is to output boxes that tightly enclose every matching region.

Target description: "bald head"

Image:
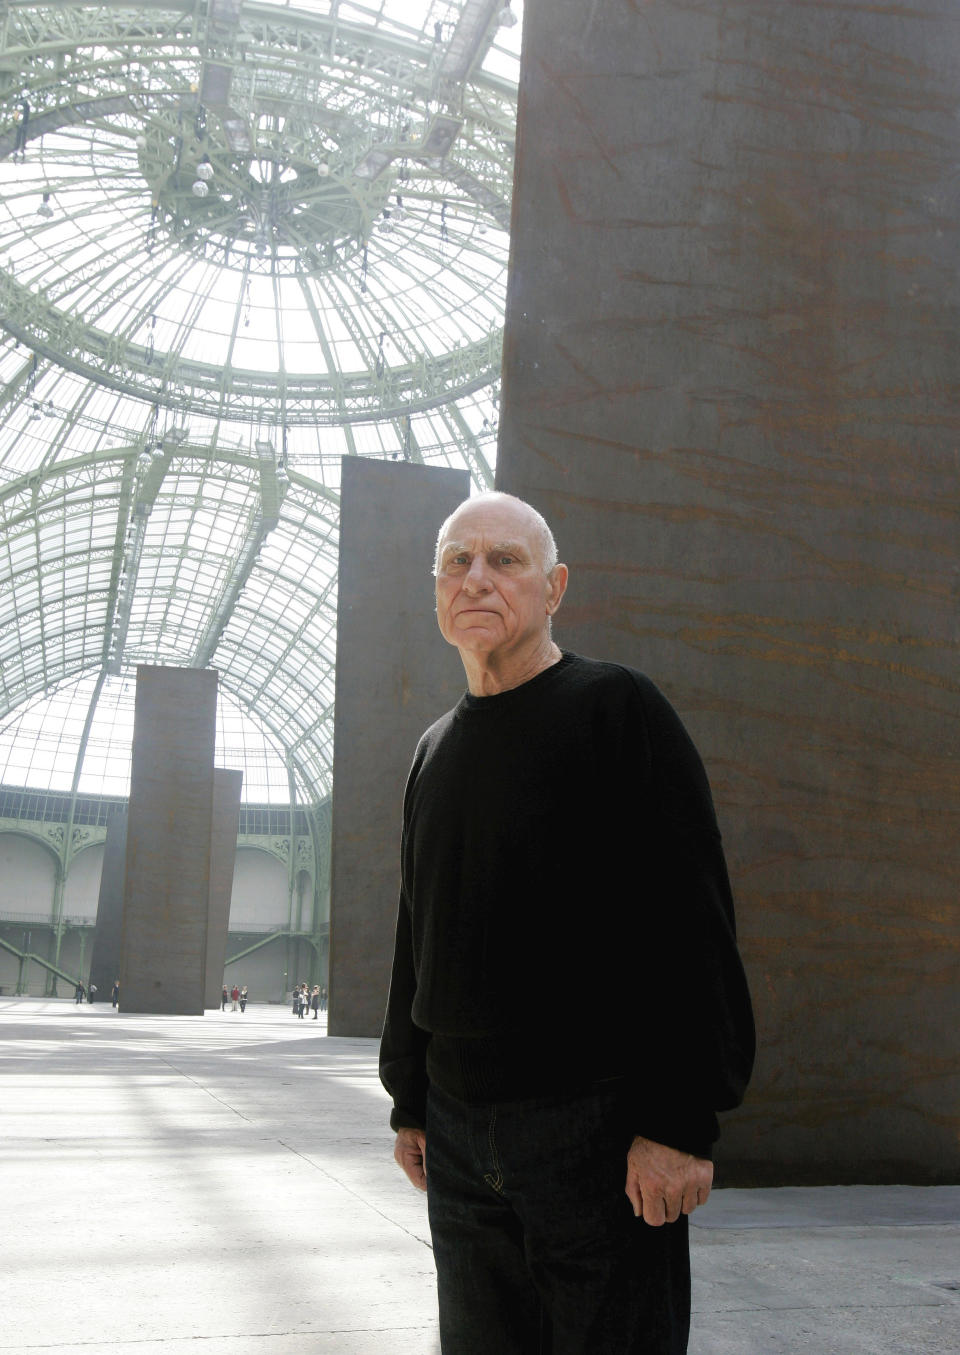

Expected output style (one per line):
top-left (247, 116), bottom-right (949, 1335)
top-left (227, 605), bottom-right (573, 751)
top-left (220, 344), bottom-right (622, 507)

top-left (433, 492), bottom-right (558, 576)
top-left (433, 492), bottom-right (569, 682)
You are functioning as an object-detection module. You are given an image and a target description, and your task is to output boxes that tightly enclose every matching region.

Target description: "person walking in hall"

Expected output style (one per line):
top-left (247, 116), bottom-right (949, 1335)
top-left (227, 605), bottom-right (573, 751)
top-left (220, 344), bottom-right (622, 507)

top-left (239, 985), bottom-right (248, 1012)
top-left (310, 985), bottom-right (320, 1019)
top-left (221, 985), bottom-right (229, 1011)
top-left (231, 984), bottom-right (240, 1012)
top-left (111, 979), bottom-right (119, 1009)
top-left (320, 985), bottom-right (327, 1012)
top-left (380, 492), bottom-right (755, 1355)
top-left (74, 981), bottom-right (85, 1004)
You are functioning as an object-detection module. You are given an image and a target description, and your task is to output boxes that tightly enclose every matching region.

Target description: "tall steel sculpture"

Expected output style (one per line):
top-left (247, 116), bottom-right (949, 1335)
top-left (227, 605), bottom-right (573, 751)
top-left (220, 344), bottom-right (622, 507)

top-left (498, 0), bottom-right (960, 1183)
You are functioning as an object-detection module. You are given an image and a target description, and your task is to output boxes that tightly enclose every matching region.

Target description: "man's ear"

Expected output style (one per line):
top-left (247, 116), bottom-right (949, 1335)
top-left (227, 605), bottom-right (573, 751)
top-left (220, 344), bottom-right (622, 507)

top-left (546, 563), bottom-right (569, 615)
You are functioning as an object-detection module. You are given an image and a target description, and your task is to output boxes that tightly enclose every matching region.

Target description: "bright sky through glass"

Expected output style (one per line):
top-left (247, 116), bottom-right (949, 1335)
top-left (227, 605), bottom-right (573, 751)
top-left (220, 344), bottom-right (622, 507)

top-left (0, 0), bottom-right (521, 804)
top-left (0, 677), bottom-right (296, 802)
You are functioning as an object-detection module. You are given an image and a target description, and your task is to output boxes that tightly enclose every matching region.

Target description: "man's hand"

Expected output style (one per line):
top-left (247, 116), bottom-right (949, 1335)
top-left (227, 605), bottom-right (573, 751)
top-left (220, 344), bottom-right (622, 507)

top-left (625, 1136), bottom-right (713, 1226)
top-left (394, 1127), bottom-right (427, 1191)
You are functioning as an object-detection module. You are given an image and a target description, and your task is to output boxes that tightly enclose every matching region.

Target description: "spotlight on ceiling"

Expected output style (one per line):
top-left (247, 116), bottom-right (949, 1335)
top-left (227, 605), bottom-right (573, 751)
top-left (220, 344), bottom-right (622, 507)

top-left (192, 180), bottom-right (210, 198)
top-left (196, 157), bottom-right (215, 181)
top-left (354, 146), bottom-right (397, 182)
top-left (498, 2), bottom-right (518, 27)
top-left (420, 114), bottom-right (464, 159)
top-left (221, 114), bottom-right (252, 155)
top-left (37, 192), bottom-right (54, 218)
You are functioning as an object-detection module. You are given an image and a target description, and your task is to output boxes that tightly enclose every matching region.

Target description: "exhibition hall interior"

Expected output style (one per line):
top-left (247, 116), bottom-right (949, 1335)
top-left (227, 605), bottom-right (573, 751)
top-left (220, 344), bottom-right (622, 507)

top-left (0, 2), bottom-right (958, 1353)
top-left (0, 0), bottom-right (517, 1006)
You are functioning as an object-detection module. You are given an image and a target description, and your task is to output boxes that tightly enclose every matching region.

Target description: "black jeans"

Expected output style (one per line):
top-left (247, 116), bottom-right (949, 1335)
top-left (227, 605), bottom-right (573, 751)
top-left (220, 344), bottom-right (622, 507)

top-left (425, 1082), bottom-right (690, 1355)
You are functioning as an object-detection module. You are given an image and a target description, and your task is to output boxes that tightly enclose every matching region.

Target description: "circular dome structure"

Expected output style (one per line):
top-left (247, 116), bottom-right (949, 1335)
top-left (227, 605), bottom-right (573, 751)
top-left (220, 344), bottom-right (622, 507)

top-left (0, 0), bottom-right (517, 424)
top-left (0, 0), bottom-right (520, 807)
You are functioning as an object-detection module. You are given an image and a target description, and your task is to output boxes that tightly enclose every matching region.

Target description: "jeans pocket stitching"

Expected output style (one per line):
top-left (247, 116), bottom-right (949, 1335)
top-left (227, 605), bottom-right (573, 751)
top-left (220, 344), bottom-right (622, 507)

top-left (483, 1105), bottom-right (504, 1194)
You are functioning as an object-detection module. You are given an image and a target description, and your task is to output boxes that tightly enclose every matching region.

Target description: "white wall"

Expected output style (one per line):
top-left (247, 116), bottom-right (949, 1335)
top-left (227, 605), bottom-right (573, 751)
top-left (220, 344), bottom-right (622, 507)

top-left (222, 850), bottom-right (315, 1002)
top-left (0, 837), bottom-right (303, 1000)
top-left (229, 848), bottom-right (289, 930)
top-left (0, 834), bottom-right (58, 921)
top-left (62, 844), bottom-right (104, 922)
top-left (0, 834), bottom-right (60, 994)
top-left (0, 838), bottom-right (294, 931)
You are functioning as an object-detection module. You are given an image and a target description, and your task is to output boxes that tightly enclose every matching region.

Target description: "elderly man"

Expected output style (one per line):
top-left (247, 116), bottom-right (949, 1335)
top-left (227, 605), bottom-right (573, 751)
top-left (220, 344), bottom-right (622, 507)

top-left (379, 492), bottom-right (754, 1355)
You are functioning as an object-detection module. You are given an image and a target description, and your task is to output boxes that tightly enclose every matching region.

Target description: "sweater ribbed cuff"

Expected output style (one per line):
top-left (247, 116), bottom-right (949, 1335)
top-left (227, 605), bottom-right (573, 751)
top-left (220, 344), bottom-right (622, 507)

top-left (632, 1105), bottom-right (719, 1161)
top-left (389, 1105), bottom-right (425, 1134)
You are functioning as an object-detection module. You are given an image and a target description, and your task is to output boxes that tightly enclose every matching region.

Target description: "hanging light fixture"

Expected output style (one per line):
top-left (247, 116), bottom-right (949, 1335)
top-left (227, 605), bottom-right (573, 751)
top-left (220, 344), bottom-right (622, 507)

top-left (37, 192), bottom-right (54, 218)
top-left (196, 155), bottom-right (214, 181)
top-left (498, 2), bottom-right (518, 28)
top-left (192, 179), bottom-right (210, 198)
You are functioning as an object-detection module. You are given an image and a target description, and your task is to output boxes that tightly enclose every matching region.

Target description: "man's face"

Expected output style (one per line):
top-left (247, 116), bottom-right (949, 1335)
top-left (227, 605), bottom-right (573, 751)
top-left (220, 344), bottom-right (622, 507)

top-left (434, 499), bottom-right (565, 661)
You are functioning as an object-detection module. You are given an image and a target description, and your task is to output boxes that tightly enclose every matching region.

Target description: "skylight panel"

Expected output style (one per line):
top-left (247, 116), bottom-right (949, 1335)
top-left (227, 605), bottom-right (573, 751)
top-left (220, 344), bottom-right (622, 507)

top-left (0, 0), bottom-right (517, 803)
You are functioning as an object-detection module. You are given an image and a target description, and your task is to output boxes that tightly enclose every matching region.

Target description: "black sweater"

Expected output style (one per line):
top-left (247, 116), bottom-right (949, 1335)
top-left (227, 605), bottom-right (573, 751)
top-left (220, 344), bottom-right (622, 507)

top-left (379, 652), bottom-right (755, 1158)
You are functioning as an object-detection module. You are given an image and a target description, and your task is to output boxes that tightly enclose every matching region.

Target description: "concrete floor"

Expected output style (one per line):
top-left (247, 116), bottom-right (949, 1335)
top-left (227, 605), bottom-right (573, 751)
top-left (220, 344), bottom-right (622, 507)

top-left (1, 999), bottom-right (957, 1355)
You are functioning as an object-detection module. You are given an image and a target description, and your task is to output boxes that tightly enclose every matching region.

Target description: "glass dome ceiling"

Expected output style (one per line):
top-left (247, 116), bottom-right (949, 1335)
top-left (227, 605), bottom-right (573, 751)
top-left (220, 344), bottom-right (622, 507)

top-left (0, 0), bottom-right (520, 805)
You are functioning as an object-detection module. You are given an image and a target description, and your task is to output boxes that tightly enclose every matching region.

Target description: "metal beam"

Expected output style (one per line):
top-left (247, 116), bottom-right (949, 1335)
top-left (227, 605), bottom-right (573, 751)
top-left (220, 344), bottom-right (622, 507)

top-left (0, 933), bottom-right (79, 989)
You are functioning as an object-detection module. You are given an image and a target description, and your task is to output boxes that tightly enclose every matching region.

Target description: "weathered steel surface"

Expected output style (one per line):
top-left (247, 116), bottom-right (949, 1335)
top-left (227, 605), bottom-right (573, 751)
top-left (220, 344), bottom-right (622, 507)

top-left (121, 666), bottom-right (217, 1015)
top-left (204, 768), bottom-right (243, 1010)
top-left (329, 459), bottom-right (470, 1038)
top-left (88, 808), bottom-right (127, 1003)
top-left (498, 0), bottom-right (960, 1183)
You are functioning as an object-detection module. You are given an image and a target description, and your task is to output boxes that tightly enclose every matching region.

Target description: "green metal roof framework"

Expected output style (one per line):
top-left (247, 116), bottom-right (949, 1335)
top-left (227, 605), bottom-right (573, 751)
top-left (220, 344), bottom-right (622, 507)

top-left (0, 0), bottom-right (519, 806)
